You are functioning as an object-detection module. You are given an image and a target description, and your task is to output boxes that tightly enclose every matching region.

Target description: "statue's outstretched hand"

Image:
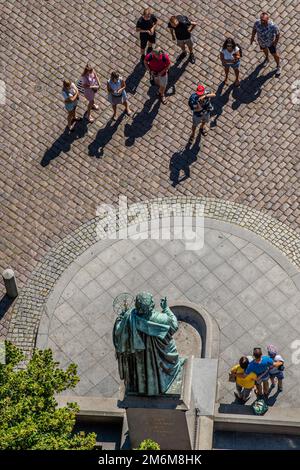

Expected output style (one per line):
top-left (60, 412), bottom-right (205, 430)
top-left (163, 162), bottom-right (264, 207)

top-left (160, 296), bottom-right (168, 311)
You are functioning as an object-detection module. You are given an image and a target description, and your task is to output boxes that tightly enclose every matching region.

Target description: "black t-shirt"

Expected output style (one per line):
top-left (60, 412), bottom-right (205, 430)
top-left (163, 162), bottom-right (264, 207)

top-left (136, 14), bottom-right (157, 34)
top-left (168, 15), bottom-right (191, 40)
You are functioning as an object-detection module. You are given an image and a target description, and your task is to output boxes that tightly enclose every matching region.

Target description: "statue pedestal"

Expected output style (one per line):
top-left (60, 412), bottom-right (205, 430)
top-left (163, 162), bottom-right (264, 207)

top-left (119, 357), bottom-right (218, 450)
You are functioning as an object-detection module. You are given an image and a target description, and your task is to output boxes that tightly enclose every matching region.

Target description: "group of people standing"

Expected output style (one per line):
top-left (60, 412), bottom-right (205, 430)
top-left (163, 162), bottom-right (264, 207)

top-left (62, 8), bottom-right (281, 142)
top-left (230, 346), bottom-right (284, 404)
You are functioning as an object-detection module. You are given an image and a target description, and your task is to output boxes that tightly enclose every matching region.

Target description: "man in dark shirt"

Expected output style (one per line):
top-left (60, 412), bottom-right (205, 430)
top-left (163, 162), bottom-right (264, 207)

top-left (136, 7), bottom-right (158, 62)
top-left (168, 15), bottom-right (197, 63)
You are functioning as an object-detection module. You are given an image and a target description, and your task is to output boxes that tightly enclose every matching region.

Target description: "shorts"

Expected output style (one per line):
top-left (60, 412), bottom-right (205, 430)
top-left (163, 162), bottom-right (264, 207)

top-left (225, 61), bottom-right (240, 69)
top-left (193, 111), bottom-right (210, 126)
top-left (255, 370), bottom-right (270, 384)
top-left (140, 32), bottom-right (156, 50)
top-left (260, 44), bottom-right (277, 54)
top-left (177, 37), bottom-right (193, 48)
top-left (269, 370), bottom-right (284, 380)
top-left (65, 100), bottom-right (78, 112)
top-left (108, 90), bottom-right (127, 105)
top-left (153, 73), bottom-right (168, 88)
top-left (236, 384), bottom-right (252, 401)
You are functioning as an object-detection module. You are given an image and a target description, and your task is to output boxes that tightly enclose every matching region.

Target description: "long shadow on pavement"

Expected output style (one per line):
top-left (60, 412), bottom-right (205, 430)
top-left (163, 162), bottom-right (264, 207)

top-left (210, 82), bottom-right (234, 128)
top-left (124, 88), bottom-right (160, 147)
top-left (126, 62), bottom-right (146, 95)
top-left (40, 118), bottom-right (88, 166)
top-left (232, 62), bottom-right (277, 109)
top-left (169, 132), bottom-right (201, 187)
top-left (166, 55), bottom-right (190, 97)
top-left (88, 114), bottom-right (125, 158)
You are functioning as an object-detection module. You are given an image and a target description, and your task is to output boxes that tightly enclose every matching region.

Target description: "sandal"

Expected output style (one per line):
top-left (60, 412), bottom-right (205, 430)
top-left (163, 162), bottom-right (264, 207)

top-left (92, 104), bottom-right (99, 110)
top-left (87, 117), bottom-right (94, 123)
top-left (201, 128), bottom-right (208, 136)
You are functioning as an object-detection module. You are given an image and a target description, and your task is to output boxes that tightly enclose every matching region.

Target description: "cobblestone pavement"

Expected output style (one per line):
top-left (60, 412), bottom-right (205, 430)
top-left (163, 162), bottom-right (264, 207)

top-left (0, 0), bottom-right (299, 338)
top-left (35, 226), bottom-right (300, 408)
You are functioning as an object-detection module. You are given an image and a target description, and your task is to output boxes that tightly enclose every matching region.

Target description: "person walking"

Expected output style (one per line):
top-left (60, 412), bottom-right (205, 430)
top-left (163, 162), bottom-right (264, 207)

top-left (220, 38), bottom-right (241, 86)
top-left (168, 15), bottom-right (197, 63)
top-left (107, 71), bottom-right (131, 120)
top-left (188, 84), bottom-right (215, 141)
top-left (136, 7), bottom-right (158, 62)
top-left (62, 80), bottom-right (80, 131)
top-left (144, 48), bottom-right (171, 104)
top-left (81, 63), bottom-right (100, 123)
top-left (267, 344), bottom-right (285, 392)
top-left (250, 12), bottom-right (281, 76)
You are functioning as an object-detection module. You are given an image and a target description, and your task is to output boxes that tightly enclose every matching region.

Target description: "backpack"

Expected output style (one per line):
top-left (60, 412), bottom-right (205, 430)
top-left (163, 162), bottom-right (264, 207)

top-left (188, 93), bottom-right (213, 113)
top-left (147, 52), bottom-right (168, 63)
top-left (252, 399), bottom-right (268, 415)
top-left (188, 93), bottom-right (199, 111)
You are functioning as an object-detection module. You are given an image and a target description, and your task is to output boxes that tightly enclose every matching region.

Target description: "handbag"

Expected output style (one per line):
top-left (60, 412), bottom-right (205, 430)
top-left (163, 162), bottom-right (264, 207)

top-left (228, 371), bottom-right (236, 383)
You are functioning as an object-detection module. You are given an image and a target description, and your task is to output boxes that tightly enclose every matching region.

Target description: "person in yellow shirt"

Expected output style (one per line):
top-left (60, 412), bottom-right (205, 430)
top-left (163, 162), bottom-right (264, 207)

top-left (230, 356), bottom-right (257, 402)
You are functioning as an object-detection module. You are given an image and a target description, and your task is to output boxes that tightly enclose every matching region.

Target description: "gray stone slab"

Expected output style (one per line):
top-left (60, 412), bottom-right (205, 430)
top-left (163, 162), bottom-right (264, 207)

top-left (215, 240), bottom-right (238, 259)
top-left (186, 284), bottom-right (209, 303)
top-left (238, 285), bottom-right (259, 309)
top-left (239, 264), bottom-right (263, 284)
top-left (192, 358), bottom-right (218, 416)
top-left (84, 363), bottom-right (109, 386)
top-left (89, 375), bottom-right (120, 397)
top-left (264, 288), bottom-right (288, 308)
top-left (225, 273), bottom-right (249, 296)
top-left (96, 268), bottom-right (119, 290)
top-left (151, 248), bottom-right (172, 269)
top-left (72, 269), bottom-right (93, 289)
top-left (201, 273), bottom-right (222, 293)
top-left (84, 258), bottom-right (107, 278)
top-left (97, 247), bottom-right (121, 265)
top-left (123, 247), bottom-right (147, 268)
top-left (67, 290), bottom-right (90, 314)
top-left (241, 243), bottom-right (263, 261)
top-left (135, 259), bottom-right (157, 280)
top-left (222, 320), bottom-right (245, 343)
top-left (265, 264), bottom-right (289, 285)
top-left (173, 272), bottom-right (196, 292)
top-left (54, 302), bottom-right (76, 324)
top-left (227, 251), bottom-right (250, 272)
top-left (163, 259), bottom-right (184, 281)
top-left (81, 280), bottom-right (103, 301)
top-left (110, 258), bottom-right (132, 279)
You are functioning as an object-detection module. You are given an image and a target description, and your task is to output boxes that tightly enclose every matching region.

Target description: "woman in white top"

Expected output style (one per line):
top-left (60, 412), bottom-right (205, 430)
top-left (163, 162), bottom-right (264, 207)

top-left (220, 38), bottom-right (241, 86)
top-left (107, 71), bottom-right (131, 120)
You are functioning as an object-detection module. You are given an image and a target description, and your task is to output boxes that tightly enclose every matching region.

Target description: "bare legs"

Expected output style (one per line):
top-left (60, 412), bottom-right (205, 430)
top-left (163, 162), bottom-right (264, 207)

top-left (67, 108), bottom-right (76, 130)
top-left (112, 101), bottom-right (131, 120)
top-left (224, 66), bottom-right (240, 86)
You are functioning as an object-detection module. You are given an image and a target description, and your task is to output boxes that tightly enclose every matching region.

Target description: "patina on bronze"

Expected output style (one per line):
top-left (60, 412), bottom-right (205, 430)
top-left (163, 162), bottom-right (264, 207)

top-left (113, 292), bottom-right (185, 396)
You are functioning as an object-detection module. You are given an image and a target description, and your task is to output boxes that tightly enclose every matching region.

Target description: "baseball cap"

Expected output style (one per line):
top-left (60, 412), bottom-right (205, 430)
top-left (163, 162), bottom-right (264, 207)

top-left (196, 85), bottom-right (205, 96)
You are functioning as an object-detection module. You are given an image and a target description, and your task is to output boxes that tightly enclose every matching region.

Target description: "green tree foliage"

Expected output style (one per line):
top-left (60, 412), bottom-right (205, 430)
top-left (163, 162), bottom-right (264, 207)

top-left (0, 341), bottom-right (96, 450)
top-left (137, 439), bottom-right (160, 450)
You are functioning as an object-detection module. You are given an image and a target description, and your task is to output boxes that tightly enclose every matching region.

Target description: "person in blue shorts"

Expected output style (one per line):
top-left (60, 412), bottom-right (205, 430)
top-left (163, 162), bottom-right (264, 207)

top-left (242, 347), bottom-right (282, 397)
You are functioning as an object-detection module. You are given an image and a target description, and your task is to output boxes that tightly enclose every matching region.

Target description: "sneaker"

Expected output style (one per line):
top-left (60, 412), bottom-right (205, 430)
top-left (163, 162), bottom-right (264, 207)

top-left (275, 66), bottom-right (281, 77)
top-left (189, 53), bottom-right (195, 64)
top-left (234, 391), bottom-right (242, 401)
top-left (278, 386), bottom-right (283, 392)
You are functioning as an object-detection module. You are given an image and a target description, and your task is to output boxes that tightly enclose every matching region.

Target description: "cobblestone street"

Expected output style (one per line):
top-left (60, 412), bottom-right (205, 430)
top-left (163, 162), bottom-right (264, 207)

top-left (0, 0), bottom-right (299, 342)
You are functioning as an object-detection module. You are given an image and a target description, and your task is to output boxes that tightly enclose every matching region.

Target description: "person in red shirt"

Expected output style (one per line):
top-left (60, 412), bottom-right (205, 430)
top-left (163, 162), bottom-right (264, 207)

top-left (144, 48), bottom-right (171, 103)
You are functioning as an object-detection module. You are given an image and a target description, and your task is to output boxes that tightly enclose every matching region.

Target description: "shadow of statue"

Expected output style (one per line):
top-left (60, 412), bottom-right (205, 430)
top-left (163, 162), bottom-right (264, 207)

top-left (124, 88), bottom-right (160, 147)
top-left (231, 63), bottom-right (277, 110)
top-left (40, 118), bottom-right (88, 166)
top-left (0, 294), bottom-right (14, 320)
top-left (210, 82), bottom-right (234, 128)
top-left (125, 62), bottom-right (146, 95)
top-left (169, 132), bottom-right (201, 187)
top-left (88, 114), bottom-right (125, 158)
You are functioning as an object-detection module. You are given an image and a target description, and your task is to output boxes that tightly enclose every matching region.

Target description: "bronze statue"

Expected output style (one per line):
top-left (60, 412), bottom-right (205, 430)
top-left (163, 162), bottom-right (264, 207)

top-left (113, 292), bottom-right (185, 396)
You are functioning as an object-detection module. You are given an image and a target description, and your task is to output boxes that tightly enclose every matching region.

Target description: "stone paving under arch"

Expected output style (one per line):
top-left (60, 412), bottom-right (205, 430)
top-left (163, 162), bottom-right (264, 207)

top-left (18, 205), bottom-right (300, 408)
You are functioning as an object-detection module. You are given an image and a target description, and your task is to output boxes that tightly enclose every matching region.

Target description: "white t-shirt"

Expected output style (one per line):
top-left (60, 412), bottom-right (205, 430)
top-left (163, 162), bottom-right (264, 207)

top-left (269, 354), bottom-right (284, 375)
top-left (220, 46), bottom-right (240, 62)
